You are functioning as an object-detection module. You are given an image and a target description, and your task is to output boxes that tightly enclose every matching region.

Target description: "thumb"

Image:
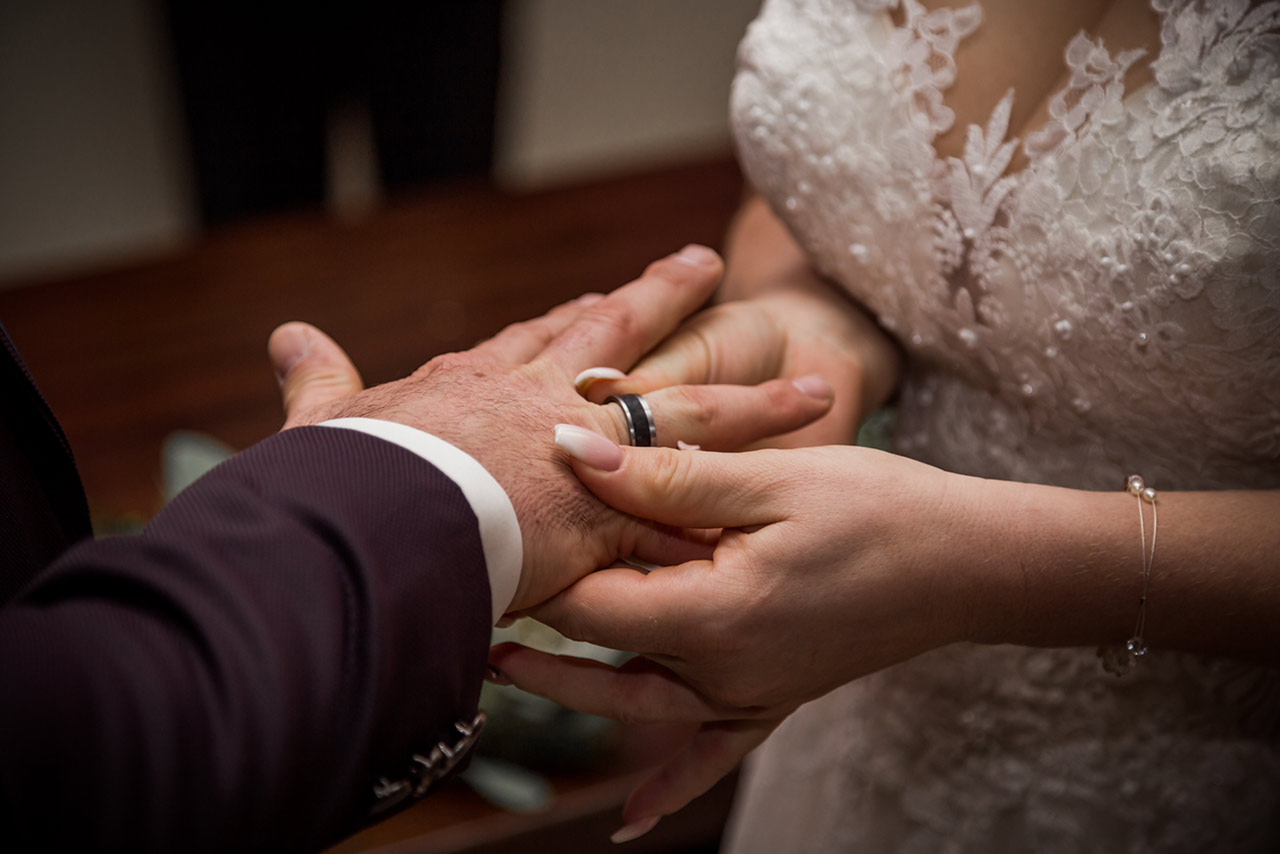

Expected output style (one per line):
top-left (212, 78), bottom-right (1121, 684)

top-left (269, 322), bottom-right (364, 429)
top-left (551, 424), bottom-right (785, 529)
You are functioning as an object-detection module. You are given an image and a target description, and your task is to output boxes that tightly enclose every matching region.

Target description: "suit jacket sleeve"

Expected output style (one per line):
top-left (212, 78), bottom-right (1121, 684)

top-left (0, 425), bottom-right (494, 852)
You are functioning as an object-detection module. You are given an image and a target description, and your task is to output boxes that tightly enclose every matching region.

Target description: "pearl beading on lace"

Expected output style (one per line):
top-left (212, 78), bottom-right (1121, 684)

top-left (1099, 474), bottom-right (1159, 676)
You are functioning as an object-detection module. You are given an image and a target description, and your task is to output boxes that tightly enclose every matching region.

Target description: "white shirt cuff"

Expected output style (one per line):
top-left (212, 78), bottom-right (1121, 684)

top-left (316, 417), bottom-right (522, 624)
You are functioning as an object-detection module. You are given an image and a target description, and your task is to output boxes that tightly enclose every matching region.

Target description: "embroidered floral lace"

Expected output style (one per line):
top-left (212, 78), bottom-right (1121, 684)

top-left (724, 0), bottom-right (1280, 850)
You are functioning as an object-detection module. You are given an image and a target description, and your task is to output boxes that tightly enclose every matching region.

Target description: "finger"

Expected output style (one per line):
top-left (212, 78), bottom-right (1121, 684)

top-left (472, 293), bottom-right (604, 364)
top-left (620, 376), bottom-right (834, 452)
top-left (620, 719), bottom-right (779, 829)
top-left (625, 521), bottom-right (718, 567)
top-left (486, 643), bottom-right (739, 723)
top-left (576, 302), bottom-right (785, 403)
top-left (539, 245), bottom-right (723, 376)
top-left (526, 563), bottom-right (713, 657)
top-left (552, 427), bottom-right (792, 528)
top-left (269, 322), bottom-right (364, 429)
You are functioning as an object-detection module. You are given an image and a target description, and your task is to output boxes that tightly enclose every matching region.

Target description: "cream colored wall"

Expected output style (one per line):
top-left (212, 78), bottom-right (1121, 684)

top-left (494, 0), bottom-right (761, 187)
top-left (0, 0), bottom-right (195, 284)
top-left (0, 1), bottom-right (761, 282)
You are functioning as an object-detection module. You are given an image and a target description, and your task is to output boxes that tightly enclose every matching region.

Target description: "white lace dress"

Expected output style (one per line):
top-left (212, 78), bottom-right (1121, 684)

top-left (722, 1), bottom-right (1280, 850)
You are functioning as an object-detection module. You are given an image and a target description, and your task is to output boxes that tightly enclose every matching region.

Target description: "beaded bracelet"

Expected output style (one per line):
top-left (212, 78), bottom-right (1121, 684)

top-left (1098, 474), bottom-right (1158, 677)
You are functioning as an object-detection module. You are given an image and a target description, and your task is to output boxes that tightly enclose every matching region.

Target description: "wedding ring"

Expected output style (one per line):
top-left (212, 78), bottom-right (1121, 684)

top-left (605, 394), bottom-right (656, 447)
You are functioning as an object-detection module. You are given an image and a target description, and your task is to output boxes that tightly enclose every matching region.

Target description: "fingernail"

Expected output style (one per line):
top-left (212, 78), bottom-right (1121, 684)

top-left (554, 423), bottom-right (624, 471)
top-left (676, 439), bottom-right (701, 451)
top-left (576, 292), bottom-right (606, 306)
top-left (574, 366), bottom-right (628, 394)
top-left (485, 666), bottom-right (513, 686)
top-left (792, 374), bottom-right (833, 399)
top-left (272, 325), bottom-right (312, 385)
top-left (611, 816), bottom-right (660, 844)
top-left (674, 244), bottom-right (717, 267)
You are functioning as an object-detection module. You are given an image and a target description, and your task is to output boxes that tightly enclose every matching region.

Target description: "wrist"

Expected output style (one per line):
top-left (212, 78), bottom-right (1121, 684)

top-left (926, 472), bottom-right (1017, 646)
top-left (966, 478), bottom-right (1136, 648)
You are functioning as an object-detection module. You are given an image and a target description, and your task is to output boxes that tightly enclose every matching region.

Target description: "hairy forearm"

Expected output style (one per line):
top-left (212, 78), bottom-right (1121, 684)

top-left (964, 477), bottom-right (1280, 663)
top-left (721, 195), bottom-right (903, 416)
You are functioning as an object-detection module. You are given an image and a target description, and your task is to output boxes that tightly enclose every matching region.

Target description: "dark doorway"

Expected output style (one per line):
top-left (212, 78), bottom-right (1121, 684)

top-left (165, 1), bottom-right (504, 225)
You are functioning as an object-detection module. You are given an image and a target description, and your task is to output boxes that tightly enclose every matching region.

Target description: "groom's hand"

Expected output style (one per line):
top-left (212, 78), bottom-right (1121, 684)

top-left (266, 246), bottom-right (835, 613)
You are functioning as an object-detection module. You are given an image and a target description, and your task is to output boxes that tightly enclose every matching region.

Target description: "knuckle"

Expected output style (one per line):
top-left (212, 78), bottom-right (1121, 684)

top-left (555, 302), bottom-right (638, 353)
top-left (608, 662), bottom-right (659, 725)
top-left (610, 684), bottom-right (652, 726)
top-left (416, 350), bottom-right (472, 379)
top-left (502, 319), bottom-right (532, 337)
top-left (509, 319), bottom-right (555, 349)
top-left (686, 387), bottom-right (723, 431)
top-left (612, 704), bottom-right (645, 727)
top-left (644, 451), bottom-right (697, 503)
top-left (665, 385), bottom-right (722, 438)
top-left (593, 301), bottom-right (639, 339)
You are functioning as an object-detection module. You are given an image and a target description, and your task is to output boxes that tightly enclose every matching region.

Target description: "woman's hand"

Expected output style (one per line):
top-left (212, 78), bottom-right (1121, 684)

top-left (490, 429), bottom-right (990, 835)
top-left (577, 292), bottom-right (878, 448)
top-left (575, 196), bottom-right (903, 448)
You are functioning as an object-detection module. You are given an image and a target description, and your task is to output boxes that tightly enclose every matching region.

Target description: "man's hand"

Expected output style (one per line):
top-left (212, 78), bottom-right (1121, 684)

top-left (265, 246), bottom-right (835, 613)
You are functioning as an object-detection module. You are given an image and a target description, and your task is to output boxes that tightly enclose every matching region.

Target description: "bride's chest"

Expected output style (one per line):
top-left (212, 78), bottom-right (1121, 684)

top-left (732, 0), bottom-right (1280, 431)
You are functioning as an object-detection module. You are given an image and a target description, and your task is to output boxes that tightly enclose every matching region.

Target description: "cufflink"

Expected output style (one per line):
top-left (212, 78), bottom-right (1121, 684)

top-left (365, 712), bottom-right (486, 821)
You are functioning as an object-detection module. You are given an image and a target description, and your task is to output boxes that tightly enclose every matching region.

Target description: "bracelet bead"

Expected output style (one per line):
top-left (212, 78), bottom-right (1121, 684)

top-left (1099, 474), bottom-right (1159, 677)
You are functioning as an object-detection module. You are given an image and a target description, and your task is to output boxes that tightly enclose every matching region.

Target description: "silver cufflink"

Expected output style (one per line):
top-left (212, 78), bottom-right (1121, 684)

top-left (367, 711), bottom-right (486, 819)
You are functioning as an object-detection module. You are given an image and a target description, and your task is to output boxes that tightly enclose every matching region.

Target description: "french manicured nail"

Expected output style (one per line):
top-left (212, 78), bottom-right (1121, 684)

top-left (485, 666), bottom-right (512, 686)
top-left (576, 292), bottom-right (606, 306)
top-left (554, 424), bottom-right (624, 471)
top-left (611, 816), bottom-right (660, 844)
top-left (792, 374), bottom-right (833, 399)
top-left (674, 244), bottom-right (718, 267)
top-left (574, 366), bottom-right (628, 394)
top-left (676, 440), bottom-right (701, 451)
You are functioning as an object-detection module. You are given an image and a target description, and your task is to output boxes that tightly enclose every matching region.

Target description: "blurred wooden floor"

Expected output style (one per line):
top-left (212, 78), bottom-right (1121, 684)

top-left (0, 156), bottom-right (743, 519)
top-left (0, 156), bottom-right (745, 852)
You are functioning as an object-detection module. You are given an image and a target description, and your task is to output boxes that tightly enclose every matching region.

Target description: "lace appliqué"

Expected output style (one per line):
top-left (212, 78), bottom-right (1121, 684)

top-left (891, 0), bottom-right (983, 136)
top-left (935, 89), bottom-right (1018, 330)
top-left (732, 0), bottom-right (1280, 490)
top-left (1024, 34), bottom-right (1147, 159)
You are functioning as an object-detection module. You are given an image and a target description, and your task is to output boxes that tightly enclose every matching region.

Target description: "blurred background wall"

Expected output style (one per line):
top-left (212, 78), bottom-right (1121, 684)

top-left (0, 0), bottom-right (195, 282)
top-left (0, 0), bottom-right (762, 286)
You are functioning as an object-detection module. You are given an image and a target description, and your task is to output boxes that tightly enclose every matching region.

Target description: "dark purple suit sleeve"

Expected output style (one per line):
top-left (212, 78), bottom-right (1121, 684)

top-left (0, 426), bottom-right (493, 852)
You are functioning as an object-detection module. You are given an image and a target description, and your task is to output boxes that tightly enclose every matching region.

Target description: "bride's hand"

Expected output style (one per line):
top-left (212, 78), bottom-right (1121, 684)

top-left (575, 196), bottom-right (902, 449)
top-left (576, 292), bottom-right (878, 448)
top-left (490, 429), bottom-right (989, 835)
